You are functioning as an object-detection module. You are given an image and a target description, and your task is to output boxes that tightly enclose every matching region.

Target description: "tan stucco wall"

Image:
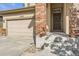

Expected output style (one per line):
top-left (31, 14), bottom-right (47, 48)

top-left (3, 11), bottom-right (34, 29)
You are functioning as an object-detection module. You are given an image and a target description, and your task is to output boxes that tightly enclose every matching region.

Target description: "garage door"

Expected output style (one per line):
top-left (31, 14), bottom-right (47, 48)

top-left (7, 20), bottom-right (33, 38)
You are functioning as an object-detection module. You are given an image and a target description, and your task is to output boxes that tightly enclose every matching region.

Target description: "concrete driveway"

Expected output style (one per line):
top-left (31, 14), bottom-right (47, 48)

top-left (0, 36), bottom-right (33, 56)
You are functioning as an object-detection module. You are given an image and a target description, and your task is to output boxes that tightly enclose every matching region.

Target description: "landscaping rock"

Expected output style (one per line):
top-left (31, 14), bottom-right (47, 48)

top-left (43, 32), bottom-right (79, 56)
top-left (54, 37), bottom-right (62, 42)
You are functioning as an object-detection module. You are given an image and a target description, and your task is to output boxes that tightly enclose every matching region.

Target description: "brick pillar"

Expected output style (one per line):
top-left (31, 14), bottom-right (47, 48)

top-left (69, 4), bottom-right (79, 37)
top-left (35, 3), bottom-right (48, 37)
top-left (69, 7), bottom-right (77, 37)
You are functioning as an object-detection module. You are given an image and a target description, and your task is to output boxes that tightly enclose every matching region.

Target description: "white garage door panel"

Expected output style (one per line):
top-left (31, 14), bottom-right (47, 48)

top-left (7, 20), bottom-right (33, 37)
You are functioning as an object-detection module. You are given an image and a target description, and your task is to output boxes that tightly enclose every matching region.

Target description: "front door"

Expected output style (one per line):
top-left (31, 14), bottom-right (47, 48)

top-left (53, 13), bottom-right (63, 32)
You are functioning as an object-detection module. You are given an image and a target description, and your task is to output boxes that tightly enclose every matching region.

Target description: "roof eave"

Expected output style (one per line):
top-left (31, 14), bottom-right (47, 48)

top-left (0, 6), bottom-right (35, 15)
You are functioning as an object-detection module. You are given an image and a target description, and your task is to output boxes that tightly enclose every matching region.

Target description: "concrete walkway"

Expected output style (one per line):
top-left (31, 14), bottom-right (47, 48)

top-left (22, 49), bottom-right (57, 56)
top-left (0, 36), bottom-right (57, 56)
top-left (0, 36), bottom-right (33, 56)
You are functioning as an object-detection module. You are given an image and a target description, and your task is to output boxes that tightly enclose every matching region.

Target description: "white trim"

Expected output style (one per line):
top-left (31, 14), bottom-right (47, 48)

top-left (66, 16), bottom-right (69, 34)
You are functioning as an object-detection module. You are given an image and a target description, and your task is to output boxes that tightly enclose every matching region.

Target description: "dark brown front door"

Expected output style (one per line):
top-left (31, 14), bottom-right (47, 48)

top-left (53, 13), bottom-right (63, 32)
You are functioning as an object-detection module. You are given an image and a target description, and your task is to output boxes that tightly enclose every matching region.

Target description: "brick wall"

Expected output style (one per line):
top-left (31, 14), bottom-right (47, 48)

top-left (35, 3), bottom-right (48, 37)
top-left (69, 5), bottom-right (79, 37)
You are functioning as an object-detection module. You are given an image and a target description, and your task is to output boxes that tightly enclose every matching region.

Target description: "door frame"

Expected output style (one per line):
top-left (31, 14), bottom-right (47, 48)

top-left (47, 3), bottom-right (71, 34)
top-left (50, 3), bottom-right (64, 32)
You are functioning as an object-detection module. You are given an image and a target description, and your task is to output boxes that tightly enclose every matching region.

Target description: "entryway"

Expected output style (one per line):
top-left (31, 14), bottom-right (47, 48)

top-left (53, 13), bottom-right (63, 32)
top-left (50, 4), bottom-right (63, 32)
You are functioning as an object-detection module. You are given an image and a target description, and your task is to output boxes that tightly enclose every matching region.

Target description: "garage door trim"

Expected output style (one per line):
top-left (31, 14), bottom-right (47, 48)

top-left (6, 19), bottom-right (35, 38)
